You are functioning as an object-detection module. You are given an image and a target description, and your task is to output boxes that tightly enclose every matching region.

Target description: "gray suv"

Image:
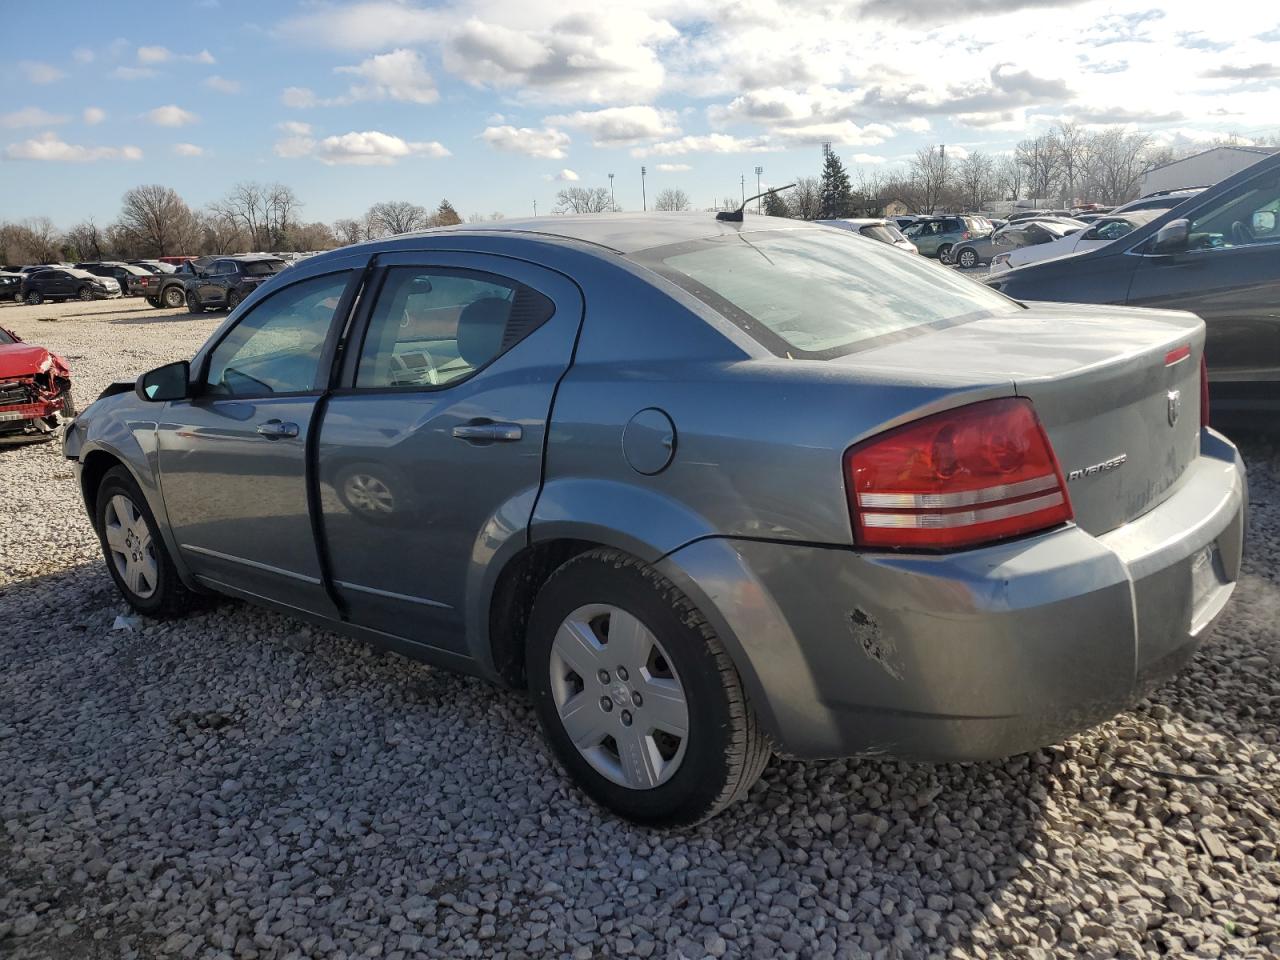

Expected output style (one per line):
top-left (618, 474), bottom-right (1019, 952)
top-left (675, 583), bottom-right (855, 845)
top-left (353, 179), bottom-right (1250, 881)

top-left (64, 214), bottom-right (1245, 824)
top-left (903, 215), bottom-right (991, 262)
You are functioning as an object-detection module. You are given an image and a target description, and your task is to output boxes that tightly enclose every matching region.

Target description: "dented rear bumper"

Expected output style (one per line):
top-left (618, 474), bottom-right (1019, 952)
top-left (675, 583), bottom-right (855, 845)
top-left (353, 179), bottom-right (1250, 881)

top-left (658, 429), bottom-right (1246, 761)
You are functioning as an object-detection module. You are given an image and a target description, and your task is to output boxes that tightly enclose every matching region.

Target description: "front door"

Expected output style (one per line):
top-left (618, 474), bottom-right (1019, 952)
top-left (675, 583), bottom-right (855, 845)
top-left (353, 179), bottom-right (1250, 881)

top-left (1127, 167), bottom-right (1280, 410)
top-left (316, 251), bottom-right (583, 655)
top-left (155, 266), bottom-right (360, 615)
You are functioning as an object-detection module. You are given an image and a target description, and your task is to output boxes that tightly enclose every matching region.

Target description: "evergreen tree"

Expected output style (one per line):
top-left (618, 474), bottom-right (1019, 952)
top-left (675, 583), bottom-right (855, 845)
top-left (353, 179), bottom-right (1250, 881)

top-left (434, 199), bottom-right (462, 226)
top-left (818, 151), bottom-right (853, 219)
top-left (762, 189), bottom-right (790, 218)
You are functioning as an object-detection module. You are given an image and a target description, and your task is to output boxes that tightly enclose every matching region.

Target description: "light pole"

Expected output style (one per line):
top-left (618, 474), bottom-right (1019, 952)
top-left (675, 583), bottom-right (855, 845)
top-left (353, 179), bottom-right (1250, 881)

top-left (740, 173), bottom-right (746, 207)
top-left (533, 199), bottom-right (537, 216)
top-left (608, 172), bottom-right (615, 210)
top-left (640, 166), bottom-right (647, 211)
top-left (755, 166), bottom-right (763, 213)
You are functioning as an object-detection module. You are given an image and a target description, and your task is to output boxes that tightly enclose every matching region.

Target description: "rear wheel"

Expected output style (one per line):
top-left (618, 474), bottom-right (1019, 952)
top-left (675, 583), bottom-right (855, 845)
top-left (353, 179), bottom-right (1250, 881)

top-left (227, 290), bottom-right (242, 312)
top-left (146, 296), bottom-right (161, 307)
top-left (25, 291), bottom-right (42, 305)
top-left (938, 243), bottom-right (954, 264)
top-left (957, 247), bottom-right (978, 268)
top-left (163, 286), bottom-right (185, 308)
top-left (186, 291), bottom-right (203, 314)
top-left (77, 285), bottom-right (93, 301)
top-left (527, 549), bottom-right (770, 826)
top-left (95, 467), bottom-right (196, 618)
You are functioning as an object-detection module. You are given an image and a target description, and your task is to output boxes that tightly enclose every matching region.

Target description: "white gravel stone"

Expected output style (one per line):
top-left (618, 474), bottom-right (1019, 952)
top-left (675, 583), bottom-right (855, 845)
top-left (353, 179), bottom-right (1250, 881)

top-left (1, 297), bottom-right (1279, 959)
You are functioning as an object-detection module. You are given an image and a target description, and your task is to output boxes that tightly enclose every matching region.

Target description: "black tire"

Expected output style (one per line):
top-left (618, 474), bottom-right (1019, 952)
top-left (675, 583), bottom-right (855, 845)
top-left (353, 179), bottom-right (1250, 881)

top-left (956, 247), bottom-right (979, 269)
top-left (58, 387), bottom-right (76, 418)
top-left (526, 548), bottom-right (770, 826)
top-left (94, 466), bottom-right (197, 618)
top-left (25, 291), bottom-right (42, 305)
top-left (77, 285), bottom-right (93, 301)
top-left (163, 286), bottom-right (185, 309)
top-left (937, 243), bottom-right (954, 264)
top-left (186, 291), bottom-right (203, 314)
top-left (146, 296), bottom-right (162, 308)
top-left (226, 290), bottom-right (242, 312)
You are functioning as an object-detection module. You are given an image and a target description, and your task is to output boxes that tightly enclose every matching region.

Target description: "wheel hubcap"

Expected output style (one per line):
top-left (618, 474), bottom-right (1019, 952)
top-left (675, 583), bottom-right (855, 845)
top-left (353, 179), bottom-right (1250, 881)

top-left (104, 494), bottom-right (158, 599)
top-left (549, 603), bottom-right (689, 790)
top-left (343, 473), bottom-right (394, 514)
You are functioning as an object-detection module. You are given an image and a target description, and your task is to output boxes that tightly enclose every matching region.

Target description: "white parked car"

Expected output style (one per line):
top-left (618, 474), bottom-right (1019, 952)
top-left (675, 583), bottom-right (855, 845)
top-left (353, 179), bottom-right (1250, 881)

top-left (989, 213), bottom-right (1158, 275)
top-left (817, 218), bottom-right (918, 253)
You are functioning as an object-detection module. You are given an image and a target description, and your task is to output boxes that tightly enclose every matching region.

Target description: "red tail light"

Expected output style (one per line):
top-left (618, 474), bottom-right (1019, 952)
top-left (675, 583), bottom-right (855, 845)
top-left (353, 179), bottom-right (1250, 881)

top-left (960, 231), bottom-right (971, 240)
top-left (1200, 354), bottom-right (1210, 429)
top-left (845, 398), bottom-right (1073, 550)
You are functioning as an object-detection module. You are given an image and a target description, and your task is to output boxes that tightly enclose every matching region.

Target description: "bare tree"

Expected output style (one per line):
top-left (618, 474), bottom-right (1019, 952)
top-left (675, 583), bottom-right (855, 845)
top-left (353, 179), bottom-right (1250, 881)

top-left (63, 220), bottom-right (105, 262)
top-left (1053, 122), bottom-right (1091, 206)
top-left (1090, 129), bottom-right (1155, 203)
top-left (786, 177), bottom-right (822, 220)
top-left (1016, 135), bottom-right (1061, 205)
top-left (909, 146), bottom-right (950, 214)
top-left (653, 188), bottom-right (691, 211)
top-left (1, 218), bottom-right (62, 264)
top-left (197, 205), bottom-right (247, 254)
top-left (288, 221), bottom-right (337, 251)
top-left (214, 181), bottom-right (302, 250)
top-left (368, 200), bottom-right (430, 236)
top-left (553, 187), bottom-right (615, 214)
top-left (956, 152), bottom-right (996, 212)
top-left (995, 156), bottom-right (1024, 202)
top-left (332, 218), bottom-right (364, 245)
top-left (117, 185), bottom-right (196, 256)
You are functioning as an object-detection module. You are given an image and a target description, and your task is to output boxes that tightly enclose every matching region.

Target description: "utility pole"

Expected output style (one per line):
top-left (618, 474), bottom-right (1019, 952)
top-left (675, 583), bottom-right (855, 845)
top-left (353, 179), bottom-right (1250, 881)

top-left (755, 166), bottom-right (763, 214)
top-left (740, 173), bottom-right (746, 207)
top-left (608, 172), bottom-right (615, 210)
top-left (533, 199), bottom-right (537, 217)
top-left (640, 166), bottom-right (647, 211)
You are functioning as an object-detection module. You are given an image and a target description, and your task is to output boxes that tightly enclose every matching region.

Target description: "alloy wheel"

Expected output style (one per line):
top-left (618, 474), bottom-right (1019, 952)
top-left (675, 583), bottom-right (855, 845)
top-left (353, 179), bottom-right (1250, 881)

top-left (342, 472), bottom-right (395, 514)
top-left (959, 249), bottom-right (977, 268)
top-left (549, 603), bottom-right (689, 790)
top-left (103, 494), bottom-right (158, 599)
top-left (78, 286), bottom-right (92, 301)
top-left (164, 287), bottom-right (184, 308)
top-left (26, 292), bottom-right (42, 305)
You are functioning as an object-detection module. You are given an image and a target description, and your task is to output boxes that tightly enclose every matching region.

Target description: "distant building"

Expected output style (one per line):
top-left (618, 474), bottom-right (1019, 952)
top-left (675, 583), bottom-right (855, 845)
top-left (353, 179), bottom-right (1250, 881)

top-left (1140, 145), bottom-right (1279, 195)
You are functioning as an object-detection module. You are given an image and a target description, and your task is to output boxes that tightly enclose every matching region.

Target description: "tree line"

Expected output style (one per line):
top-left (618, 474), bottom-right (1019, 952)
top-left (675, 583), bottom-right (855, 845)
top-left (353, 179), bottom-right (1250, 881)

top-left (0, 184), bottom-right (472, 266)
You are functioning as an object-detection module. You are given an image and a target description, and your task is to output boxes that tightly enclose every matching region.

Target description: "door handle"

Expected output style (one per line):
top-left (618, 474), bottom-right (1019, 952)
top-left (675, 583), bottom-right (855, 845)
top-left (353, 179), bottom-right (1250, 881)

top-left (451, 421), bottom-right (522, 443)
top-left (256, 419), bottom-right (299, 439)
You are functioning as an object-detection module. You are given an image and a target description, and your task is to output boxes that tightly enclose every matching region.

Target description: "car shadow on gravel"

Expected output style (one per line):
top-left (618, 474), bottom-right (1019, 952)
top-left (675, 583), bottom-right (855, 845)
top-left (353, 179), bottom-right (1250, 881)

top-left (4, 542), bottom-right (1278, 958)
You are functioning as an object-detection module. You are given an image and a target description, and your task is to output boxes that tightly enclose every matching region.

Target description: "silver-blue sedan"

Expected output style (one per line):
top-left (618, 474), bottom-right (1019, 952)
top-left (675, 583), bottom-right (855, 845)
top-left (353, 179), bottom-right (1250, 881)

top-left (63, 214), bottom-right (1247, 825)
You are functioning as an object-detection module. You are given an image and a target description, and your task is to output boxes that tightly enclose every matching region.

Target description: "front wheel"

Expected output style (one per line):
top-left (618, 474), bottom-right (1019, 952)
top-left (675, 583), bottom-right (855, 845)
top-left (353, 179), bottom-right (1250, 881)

top-left (527, 549), bottom-right (770, 826)
top-left (25, 291), bottom-right (43, 305)
top-left (95, 467), bottom-right (197, 617)
top-left (937, 244), bottom-right (954, 264)
top-left (226, 290), bottom-right (242, 312)
top-left (186, 291), bottom-right (203, 314)
top-left (77, 285), bottom-right (93, 301)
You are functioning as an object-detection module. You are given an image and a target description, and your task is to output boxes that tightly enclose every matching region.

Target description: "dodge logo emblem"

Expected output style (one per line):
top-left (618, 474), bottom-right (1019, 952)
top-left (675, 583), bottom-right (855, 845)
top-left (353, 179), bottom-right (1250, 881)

top-left (1167, 389), bottom-right (1181, 427)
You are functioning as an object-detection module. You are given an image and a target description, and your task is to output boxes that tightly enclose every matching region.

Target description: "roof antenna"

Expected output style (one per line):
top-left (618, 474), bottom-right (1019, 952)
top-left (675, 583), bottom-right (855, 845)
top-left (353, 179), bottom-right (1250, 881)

top-left (717, 183), bottom-right (796, 222)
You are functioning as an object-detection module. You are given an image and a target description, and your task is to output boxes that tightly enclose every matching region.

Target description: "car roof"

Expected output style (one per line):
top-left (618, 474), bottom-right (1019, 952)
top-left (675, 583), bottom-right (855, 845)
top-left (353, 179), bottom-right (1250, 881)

top-left (394, 212), bottom-right (822, 255)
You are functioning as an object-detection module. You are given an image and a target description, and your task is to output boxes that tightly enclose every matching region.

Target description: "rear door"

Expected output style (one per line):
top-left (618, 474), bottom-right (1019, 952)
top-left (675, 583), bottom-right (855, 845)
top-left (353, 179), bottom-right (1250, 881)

top-left (1127, 168), bottom-right (1280, 399)
top-left (155, 260), bottom-right (365, 614)
top-left (316, 251), bottom-right (583, 654)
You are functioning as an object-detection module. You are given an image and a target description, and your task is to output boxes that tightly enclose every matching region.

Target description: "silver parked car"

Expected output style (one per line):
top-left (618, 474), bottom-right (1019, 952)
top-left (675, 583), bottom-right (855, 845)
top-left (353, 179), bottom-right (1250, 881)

top-left (64, 214), bottom-right (1247, 825)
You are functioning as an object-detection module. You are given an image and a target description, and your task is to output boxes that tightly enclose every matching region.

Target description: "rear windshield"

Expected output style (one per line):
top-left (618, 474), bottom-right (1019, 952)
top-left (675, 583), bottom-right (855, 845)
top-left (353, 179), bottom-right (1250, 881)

top-left (634, 229), bottom-right (1021, 359)
top-left (243, 260), bottom-right (285, 277)
top-left (858, 224), bottom-right (902, 243)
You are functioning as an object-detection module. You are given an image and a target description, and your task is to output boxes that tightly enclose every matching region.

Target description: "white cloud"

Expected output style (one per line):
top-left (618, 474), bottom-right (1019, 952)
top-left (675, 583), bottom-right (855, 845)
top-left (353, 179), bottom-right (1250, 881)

top-left (111, 66), bottom-right (157, 80)
top-left (4, 132), bottom-right (141, 162)
top-left (656, 163), bottom-right (692, 172)
top-left (83, 107), bottom-right (106, 126)
top-left (276, 1), bottom-right (448, 49)
top-left (72, 48), bottom-right (95, 64)
top-left (172, 143), bottom-right (204, 157)
top-left (899, 118), bottom-right (932, 133)
top-left (20, 62), bottom-right (65, 85)
top-left (281, 86), bottom-right (319, 108)
top-left (335, 49), bottom-right (437, 104)
top-left (190, 50), bottom-right (217, 65)
top-left (1, 107), bottom-right (70, 129)
top-left (849, 153), bottom-right (888, 164)
top-left (275, 129), bottom-right (451, 165)
top-left (545, 105), bottom-right (679, 145)
top-left (635, 134), bottom-right (778, 157)
top-left (204, 75), bottom-right (241, 94)
top-left (277, 120), bottom-right (313, 135)
top-left (138, 46), bottom-right (216, 65)
top-left (144, 105), bottom-right (199, 127)
top-left (479, 125), bottom-right (570, 159)
top-left (550, 168), bottom-right (580, 181)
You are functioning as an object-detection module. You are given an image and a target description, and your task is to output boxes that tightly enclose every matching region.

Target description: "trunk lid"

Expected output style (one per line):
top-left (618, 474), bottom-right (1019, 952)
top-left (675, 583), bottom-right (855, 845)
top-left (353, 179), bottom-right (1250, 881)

top-left (843, 302), bottom-right (1204, 535)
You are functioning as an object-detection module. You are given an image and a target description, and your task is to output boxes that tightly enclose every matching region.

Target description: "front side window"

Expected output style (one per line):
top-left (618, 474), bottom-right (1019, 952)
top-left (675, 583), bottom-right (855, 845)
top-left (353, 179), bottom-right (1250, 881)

top-left (1093, 220), bottom-right (1134, 241)
top-left (204, 272), bottom-right (350, 396)
top-left (635, 228), bottom-right (1021, 359)
top-left (1186, 172), bottom-right (1280, 251)
top-left (355, 268), bottom-right (554, 389)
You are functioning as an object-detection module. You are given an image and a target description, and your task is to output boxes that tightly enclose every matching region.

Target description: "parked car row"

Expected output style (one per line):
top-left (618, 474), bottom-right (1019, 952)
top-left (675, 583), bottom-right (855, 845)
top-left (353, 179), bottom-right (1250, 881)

top-left (901, 215), bottom-right (996, 262)
top-left (816, 218), bottom-right (918, 253)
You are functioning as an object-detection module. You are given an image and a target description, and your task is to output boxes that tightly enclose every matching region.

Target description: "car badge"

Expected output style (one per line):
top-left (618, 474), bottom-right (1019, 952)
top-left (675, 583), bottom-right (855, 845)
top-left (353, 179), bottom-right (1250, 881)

top-left (1167, 390), bottom-right (1181, 427)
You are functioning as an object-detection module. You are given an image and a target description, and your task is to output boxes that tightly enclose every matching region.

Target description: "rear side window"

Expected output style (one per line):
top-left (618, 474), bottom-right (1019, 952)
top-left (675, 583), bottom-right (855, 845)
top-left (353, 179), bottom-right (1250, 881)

top-left (244, 260), bottom-right (285, 277)
top-left (355, 268), bottom-right (554, 389)
top-left (858, 224), bottom-right (899, 243)
top-left (635, 229), bottom-right (1021, 359)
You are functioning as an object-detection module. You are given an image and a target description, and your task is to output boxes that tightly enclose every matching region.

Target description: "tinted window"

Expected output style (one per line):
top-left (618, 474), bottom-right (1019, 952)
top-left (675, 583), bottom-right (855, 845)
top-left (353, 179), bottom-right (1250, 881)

top-left (356, 268), bottom-right (554, 389)
top-left (636, 229), bottom-right (1021, 359)
top-left (1186, 172), bottom-right (1280, 251)
top-left (244, 260), bottom-right (285, 277)
top-left (204, 272), bottom-right (350, 396)
top-left (859, 224), bottom-right (900, 243)
top-left (0, 329), bottom-right (15, 345)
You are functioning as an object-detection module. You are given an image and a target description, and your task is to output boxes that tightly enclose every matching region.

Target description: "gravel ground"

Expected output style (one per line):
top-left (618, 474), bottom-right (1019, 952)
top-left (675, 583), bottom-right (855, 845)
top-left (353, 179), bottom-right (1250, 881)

top-left (2, 299), bottom-right (1278, 960)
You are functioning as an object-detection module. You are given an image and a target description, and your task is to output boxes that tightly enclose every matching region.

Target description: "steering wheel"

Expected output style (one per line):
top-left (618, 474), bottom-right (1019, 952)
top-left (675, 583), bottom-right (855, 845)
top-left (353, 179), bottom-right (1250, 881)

top-left (1230, 220), bottom-right (1255, 246)
top-left (390, 349), bottom-right (439, 386)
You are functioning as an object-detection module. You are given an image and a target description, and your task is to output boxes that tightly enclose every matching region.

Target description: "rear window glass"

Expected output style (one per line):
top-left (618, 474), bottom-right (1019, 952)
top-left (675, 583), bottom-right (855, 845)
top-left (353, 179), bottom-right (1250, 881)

top-left (634, 229), bottom-right (1021, 359)
top-left (243, 260), bottom-right (285, 277)
top-left (858, 224), bottom-right (900, 243)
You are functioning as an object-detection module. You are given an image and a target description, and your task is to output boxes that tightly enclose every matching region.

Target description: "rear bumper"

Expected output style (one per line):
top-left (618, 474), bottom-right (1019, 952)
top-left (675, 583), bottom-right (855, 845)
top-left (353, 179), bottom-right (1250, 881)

top-left (660, 429), bottom-right (1247, 761)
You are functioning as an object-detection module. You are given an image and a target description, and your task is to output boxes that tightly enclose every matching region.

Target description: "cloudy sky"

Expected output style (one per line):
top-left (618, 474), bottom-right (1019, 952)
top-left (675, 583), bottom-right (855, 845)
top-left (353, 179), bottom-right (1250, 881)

top-left (3, 0), bottom-right (1277, 224)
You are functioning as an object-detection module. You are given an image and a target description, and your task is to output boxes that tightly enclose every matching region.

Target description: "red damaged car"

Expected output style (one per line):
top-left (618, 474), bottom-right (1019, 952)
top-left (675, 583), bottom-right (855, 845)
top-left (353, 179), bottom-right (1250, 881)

top-left (0, 326), bottom-right (74, 442)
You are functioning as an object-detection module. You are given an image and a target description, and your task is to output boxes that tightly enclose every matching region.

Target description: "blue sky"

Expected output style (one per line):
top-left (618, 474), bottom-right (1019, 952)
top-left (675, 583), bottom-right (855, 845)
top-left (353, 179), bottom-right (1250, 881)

top-left (3, 0), bottom-right (1278, 226)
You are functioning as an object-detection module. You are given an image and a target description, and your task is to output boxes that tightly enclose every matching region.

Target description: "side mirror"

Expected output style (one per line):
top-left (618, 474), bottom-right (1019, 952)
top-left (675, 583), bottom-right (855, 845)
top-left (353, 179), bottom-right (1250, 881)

top-left (136, 360), bottom-right (191, 402)
top-left (1150, 218), bottom-right (1190, 255)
